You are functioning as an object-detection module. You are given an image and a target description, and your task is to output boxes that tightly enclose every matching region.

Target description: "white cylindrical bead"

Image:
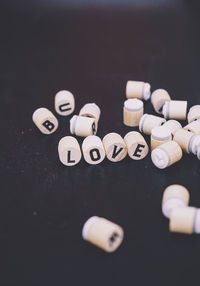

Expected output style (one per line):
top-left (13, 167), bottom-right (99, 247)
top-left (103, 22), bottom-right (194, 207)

top-left (151, 141), bottom-right (182, 169)
top-left (124, 131), bottom-right (149, 160)
top-left (162, 184), bottom-right (190, 218)
top-left (169, 207), bottom-right (200, 234)
top-left (151, 126), bottom-right (172, 150)
top-left (82, 216), bottom-right (124, 252)
top-left (139, 114), bottom-right (166, 135)
top-left (184, 120), bottom-right (200, 135)
top-left (126, 80), bottom-right (151, 100)
top-left (54, 90), bottom-right (75, 116)
top-left (173, 129), bottom-right (200, 154)
top-left (162, 100), bottom-right (187, 120)
top-left (70, 115), bottom-right (97, 137)
top-left (162, 120), bottom-right (182, 137)
top-left (123, 98), bottom-right (144, 127)
top-left (187, 105), bottom-right (200, 123)
top-left (79, 103), bottom-right (101, 123)
top-left (151, 89), bottom-right (171, 114)
top-left (58, 136), bottom-right (82, 166)
top-left (82, 135), bottom-right (105, 165)
top-left (32, 107), bottom-right (58, 135)
top-left (103, 133), bottom-right (127, 162)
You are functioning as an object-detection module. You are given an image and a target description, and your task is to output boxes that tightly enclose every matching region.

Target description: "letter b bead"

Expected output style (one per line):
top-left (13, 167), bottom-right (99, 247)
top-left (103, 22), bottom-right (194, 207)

top-left (32, 107), bottom-right (58, 134)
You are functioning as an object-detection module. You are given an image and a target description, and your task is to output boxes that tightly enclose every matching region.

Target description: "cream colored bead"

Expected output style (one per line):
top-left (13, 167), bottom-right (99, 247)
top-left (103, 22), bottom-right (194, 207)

top-left (173, 129), bottom-right (200, 155)
top-left (151, 126), bottom-right (172, 150)
top-left (79, 103), bottom-right (101, 123)
top-left (124, 131), bottom-right (149, 160)
top-left (139, 114), bottom-right (166, 135)
top-left (126, 80), bottom-right (151, 100)
top-left (102, 133), bottom-right (127, 162)
top-left (82, 216), bottom-right (124, 252)
top-left (58, 136), bottom-right (82, 166)
top-left (162, 100), bottom-right (187, 120)
top-left (162, 120), bottom-right (182, 137)
top-left (151, 89), bottom-right (171, 114)
top-left (70, 115), bottom-right (97, 137)
top-left (151, 141), bottom-right (182, 169)
top-left (32, 107), bottom-right (58, 135)
top-left (82, 135), bottom-right (105, 165)
top-left (184, 120), bottom-right (200, 135)
top-left (169, 207), bottom-right (200, 234)
top-left (162, 184), bottom-right (190, 218)
top-left (123, 98), bottom-right (144, 127)
top-left (54, 90), bottom-right (75, 116)
top-left (187, 105), bottom-right (200, 123)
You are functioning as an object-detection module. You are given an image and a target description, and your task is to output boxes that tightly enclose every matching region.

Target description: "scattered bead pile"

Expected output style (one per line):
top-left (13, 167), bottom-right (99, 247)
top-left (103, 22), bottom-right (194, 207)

top-left (32, 80), bottom-right (200, 251)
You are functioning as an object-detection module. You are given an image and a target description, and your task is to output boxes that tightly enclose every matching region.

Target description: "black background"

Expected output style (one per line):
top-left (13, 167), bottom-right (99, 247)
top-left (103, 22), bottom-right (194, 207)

top-left (1, 1), bottom-right (200, 285)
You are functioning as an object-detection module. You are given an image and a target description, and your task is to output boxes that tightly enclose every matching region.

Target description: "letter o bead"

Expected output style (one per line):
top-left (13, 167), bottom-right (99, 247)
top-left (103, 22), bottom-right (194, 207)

top-left (32, 107), bottom-right (58, 134)
top-left (82, 216), bottom-right (124, 252)
top-left (169, 207), bottom-right (200, 234)
top-left (82, 135), bottom-right (105, 165)
top-left (162, 185), bottom-right (190, 218)
top-left (124, 131), bottom-right (149, 160)
top-left (103, 133), bottom-right (127, 162)
top-left (55, 90), bottom-right (75, 116)
top-left (58, 136), bottom-right (82, 166)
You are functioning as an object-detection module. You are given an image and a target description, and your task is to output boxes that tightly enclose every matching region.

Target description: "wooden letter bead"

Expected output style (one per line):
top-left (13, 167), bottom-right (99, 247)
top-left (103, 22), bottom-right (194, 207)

top-left (173, 129), bottom-right (200, 155)
top-left (187, 105), bottom-right (200, 123)
top-left (162, 120), bottom-right (182, 137)
top-left (79, 103), bottom-right (101, 123)
top-left (82, 216), bottom-right (124, 252)
top-left (184, 120), bottom-right (200, 135)
top-left (126, 80), bottom-right (151, 101)
top-left (151, 89), bottom-right (171, 114)
top-left (162, 184), bottom-right (190, 218)
top-left (151, 141), bottom-right (182, 169)
top-left (123, 99), bottom-right (144, 127)
top-left (124, 131), bottom-right (149, 160)
top-left (82, 135), bottom-right (105, 165)
top-left (139, 114), bottom-right (166, 135)
top-left (70, 115), bottom-right (97, 137)
top-left (151, 126), bottom-right (172, 150)
top-left (162, 100), bottom-right (187, 120)
top-left (55, 90), bottom-right (75, 116)
top-left (169, 207), bottom-right (200, 234)
top-left (32, 107), bottom-right (58, 135)
top-left (58, 136), bottom-right (82, 166)
top-left (102, 133), bottom-right (127, 162)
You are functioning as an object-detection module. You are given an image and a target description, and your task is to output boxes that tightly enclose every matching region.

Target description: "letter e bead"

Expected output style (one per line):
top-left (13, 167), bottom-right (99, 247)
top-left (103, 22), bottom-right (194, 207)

top-left (124, 131), bottom-right (149, 160)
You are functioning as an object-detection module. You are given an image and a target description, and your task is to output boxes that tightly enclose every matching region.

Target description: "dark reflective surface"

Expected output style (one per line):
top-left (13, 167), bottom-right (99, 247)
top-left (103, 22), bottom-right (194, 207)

top-left (1, 1), bottom-right (200, 285)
